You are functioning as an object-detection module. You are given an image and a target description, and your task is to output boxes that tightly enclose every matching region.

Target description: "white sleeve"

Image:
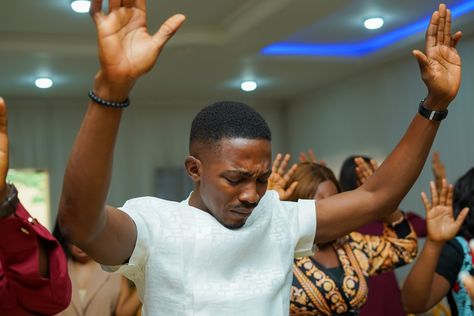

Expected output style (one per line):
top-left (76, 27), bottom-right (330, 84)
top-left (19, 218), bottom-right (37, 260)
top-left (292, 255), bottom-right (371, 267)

top-left (102, 198), bottom-right (157, 286)
top-left (281, 199), bottom-right (317, 258)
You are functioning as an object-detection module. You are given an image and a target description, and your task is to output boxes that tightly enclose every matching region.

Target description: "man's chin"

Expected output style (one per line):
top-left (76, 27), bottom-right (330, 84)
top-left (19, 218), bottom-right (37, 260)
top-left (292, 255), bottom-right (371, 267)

top-left (223, 221), bottom-right (246, 230)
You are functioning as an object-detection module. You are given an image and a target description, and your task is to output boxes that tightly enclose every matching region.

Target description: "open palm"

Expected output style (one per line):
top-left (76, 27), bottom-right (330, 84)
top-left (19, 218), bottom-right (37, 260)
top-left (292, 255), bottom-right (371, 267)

top-left (422, 179), bottom-right (468, 242)
top-left (414, 4), bottom-right (462, 105)
top-left (91, 0), bottom-right (185, 87)
top-left (268, 153), bottom-right (298, 201)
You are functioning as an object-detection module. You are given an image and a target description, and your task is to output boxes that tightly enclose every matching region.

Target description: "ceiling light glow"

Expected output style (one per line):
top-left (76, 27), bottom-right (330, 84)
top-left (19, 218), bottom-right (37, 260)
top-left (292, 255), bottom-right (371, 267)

top-left (240, 81), bottom-right (257, 92)
top-left (364, 17), bottom-right (384, 30)
top-left (262, 0), bottom-right (474, 57)
top-left (35, 78), bottom-right (53, 89)
top-left (71, 0), bottom-right (91, 13)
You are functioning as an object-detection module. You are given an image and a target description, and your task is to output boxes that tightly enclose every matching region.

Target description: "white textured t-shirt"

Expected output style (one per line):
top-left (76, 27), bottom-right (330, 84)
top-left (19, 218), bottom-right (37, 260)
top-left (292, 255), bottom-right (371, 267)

top-left (107, 190), bottom-right (316, 315)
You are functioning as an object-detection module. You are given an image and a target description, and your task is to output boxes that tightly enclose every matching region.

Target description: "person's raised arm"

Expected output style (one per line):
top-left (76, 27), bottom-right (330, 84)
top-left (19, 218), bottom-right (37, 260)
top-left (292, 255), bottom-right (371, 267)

top-left (315, 4), bottom-right (462, 243)
top-left (58, 0), bottom-right (185, 265)
top-left (401, 180), bottom-right (468, 313)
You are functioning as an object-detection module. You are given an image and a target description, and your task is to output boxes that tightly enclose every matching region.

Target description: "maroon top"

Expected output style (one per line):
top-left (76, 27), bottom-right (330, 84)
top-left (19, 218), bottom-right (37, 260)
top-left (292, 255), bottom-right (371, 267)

top-left (0, 202), bottom-right (71, 315)
top-left (357, 212), bottom-right (427, 316)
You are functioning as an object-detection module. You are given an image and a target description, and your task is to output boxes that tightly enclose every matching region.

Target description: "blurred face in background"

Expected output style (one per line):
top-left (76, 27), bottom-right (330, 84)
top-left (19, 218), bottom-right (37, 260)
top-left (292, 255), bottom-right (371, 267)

top-left (312, 180), bottom-right (339, 201)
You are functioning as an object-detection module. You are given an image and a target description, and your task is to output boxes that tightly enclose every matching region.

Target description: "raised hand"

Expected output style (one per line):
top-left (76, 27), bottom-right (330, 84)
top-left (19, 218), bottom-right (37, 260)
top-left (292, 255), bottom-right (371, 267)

top-left (422, 179), bottom-right (469, 243)
top-left (413, 3), bottom-right (462, 108)
top-left (431, 151), bottom-right (447, 192)
top-left (354, 157), bottom-right (378, 185)
top-left (0, 98), bottom-right (8, 199)
top-left (268, 153), bottom-right (298, 201)
top-left (91, 0), bottom-right (185, 95)
top-left (298, 148), bottom-right (325, 166)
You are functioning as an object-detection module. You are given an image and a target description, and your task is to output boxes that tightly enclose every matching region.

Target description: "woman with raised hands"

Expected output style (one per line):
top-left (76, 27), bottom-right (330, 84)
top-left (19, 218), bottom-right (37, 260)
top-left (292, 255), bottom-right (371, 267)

top-left (402, 172), bottom-right (472, 315)
top-left (269, 154), bottom-right (418, 315)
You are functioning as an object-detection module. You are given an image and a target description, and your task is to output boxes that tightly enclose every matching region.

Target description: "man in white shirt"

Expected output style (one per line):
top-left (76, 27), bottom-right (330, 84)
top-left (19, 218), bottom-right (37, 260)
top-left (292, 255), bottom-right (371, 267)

top-left (58, 1), bottom-right (462, 315)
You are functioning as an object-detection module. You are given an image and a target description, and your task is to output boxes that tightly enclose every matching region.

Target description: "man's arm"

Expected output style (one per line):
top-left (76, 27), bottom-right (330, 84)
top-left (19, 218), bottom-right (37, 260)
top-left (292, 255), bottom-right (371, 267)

top-left (315, 4), bottom-right (462, 243)
top-left (58, 0), bottom-right (185, 265)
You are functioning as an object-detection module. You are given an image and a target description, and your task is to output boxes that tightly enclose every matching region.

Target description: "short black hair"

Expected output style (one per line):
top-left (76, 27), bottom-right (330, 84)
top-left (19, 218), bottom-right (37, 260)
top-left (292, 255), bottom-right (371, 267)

top-left (189, 101), bottom-right (271, 151)
top-left (339, 155), bottom-right (372, 192)
top-left (454, 167), bottom-right (474, 240)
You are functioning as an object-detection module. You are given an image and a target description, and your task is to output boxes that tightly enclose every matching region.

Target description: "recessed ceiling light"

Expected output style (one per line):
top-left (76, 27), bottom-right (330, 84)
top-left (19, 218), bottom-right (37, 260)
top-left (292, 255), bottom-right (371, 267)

top-left (35, 78), bottom-right (53, 89)
top-left (364, 17), bottom-right (384, 30)
top-left (240, 81), bottom-right (257, 92)
top-left (71, 0), bottom-right (91, 13)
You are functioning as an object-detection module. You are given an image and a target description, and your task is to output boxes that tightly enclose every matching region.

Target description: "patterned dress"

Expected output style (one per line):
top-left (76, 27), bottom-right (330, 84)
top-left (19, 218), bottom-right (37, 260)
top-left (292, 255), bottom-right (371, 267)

top-left (290, 220), bottom-right (417, 315)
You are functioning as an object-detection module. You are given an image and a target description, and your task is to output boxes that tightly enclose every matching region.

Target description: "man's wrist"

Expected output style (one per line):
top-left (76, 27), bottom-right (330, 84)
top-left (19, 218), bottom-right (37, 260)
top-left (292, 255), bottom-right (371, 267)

top-left (93, 71), bottom-right (134, 102)
top-left (422, 95), bottom-right (451, 111)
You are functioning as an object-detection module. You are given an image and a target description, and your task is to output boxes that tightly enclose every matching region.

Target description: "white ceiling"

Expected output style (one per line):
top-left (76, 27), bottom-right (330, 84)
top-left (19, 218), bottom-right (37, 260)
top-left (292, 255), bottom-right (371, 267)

top-left (1, 0), bottom-right (473, 103)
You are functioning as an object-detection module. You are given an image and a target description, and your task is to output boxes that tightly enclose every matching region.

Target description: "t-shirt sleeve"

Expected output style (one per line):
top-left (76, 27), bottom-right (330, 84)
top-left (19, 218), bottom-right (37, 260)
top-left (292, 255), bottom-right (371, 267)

top-left (103, 198), bottom-right (158, 285)
top-left (281, 198), bottom-right (317, 258)
top-left (435, 239), bottom-right (464, 287)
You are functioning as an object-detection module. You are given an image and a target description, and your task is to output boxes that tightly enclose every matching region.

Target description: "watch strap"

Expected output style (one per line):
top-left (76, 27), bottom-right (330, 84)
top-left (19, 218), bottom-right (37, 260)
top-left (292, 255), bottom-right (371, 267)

top-left (418, 99), bottom-right (448, 121)
top-left (0, 184), bottom-right (19, 218)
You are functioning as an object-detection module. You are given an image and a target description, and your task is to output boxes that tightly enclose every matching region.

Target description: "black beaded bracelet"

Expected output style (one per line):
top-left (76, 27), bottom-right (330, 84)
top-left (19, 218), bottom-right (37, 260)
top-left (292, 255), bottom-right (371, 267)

top-left (88, 90), bottom-right (130, 109)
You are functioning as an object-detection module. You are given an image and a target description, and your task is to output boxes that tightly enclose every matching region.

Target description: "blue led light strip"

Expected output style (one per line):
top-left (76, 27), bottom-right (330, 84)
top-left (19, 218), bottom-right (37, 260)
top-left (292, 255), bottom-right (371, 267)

top-left (262, 1), bottom-right (474, 57)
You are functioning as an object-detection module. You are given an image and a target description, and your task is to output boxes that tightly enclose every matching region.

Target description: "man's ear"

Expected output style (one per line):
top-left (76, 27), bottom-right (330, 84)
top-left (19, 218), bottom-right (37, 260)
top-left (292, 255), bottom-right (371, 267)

top-left (185, 155), bottom-right (202, 182)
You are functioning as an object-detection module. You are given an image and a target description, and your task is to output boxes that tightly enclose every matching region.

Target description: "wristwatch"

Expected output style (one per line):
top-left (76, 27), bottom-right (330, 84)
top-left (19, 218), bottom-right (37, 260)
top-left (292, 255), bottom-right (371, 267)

top-left (418, 99), bottom-right (448, 121)
top-left (0, 183), bottom-right (19, 218)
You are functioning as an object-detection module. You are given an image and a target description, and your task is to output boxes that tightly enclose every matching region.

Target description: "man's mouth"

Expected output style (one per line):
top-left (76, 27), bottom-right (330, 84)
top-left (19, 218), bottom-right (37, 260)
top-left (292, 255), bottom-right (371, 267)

top-left (230, 208), bottom-right (254, 217)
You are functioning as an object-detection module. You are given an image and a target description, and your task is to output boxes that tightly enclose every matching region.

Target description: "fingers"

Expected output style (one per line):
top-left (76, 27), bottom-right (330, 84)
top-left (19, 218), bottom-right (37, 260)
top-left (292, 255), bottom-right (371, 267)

top-left (354, 157), bottom-right (373, 185)
top-left (272, 153), bottom-right (283, 174)
top-left (370, 159), bottom-right (379, 170)
top-left (439, 179), bottom-right (447, 205)
top-left (451, 31), bottom-right (462, 48)
top-left (152, 14), bottom-right (186, 48)
top-left (421, 191), bottom-right (431, 213)
top-left (430, 181), bottom-right (439, 206)
top-left (447, 184), bottom-right (453, 208)
top-left (135, 0), bottom-right (146, 11)
top-left (278, 154), bottom-right (291, 175)
top-left (432, 151), bottom-right (440, 165)
top-left (437, 4), bottom-right (446, 46)
top-left (285, 181), bottom-right (298, 199)
top-left (122, 0), bottom-right (134, 8)
top-left (443, 8), bottom-right (452, 46)
top-left (299, 152), bottom-right (307, 162)
top-left (425, 10), bottom-right (439, 48)
top-left (283, 163), bottom-right (298, 183)
top-left (455, 207), bottom-right (470, 229)
top-left (355, 166), bottom-right (364, 184)
top-left (412, 50), bottom-right (429, 71)
top-left (108, 0), bottom-right (122, 13)
top-left (90, 0), bottom-right (104, 20)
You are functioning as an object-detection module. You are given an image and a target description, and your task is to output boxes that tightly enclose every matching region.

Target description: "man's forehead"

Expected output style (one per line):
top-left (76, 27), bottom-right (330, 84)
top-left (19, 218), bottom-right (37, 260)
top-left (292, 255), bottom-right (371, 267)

top-left (203, 138), bottom-right (272, 169)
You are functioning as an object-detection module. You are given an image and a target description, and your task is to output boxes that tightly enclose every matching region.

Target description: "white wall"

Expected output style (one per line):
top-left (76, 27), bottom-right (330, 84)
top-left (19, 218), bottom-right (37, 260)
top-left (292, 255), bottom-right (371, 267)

top-left (6, 97), bottom-right (287, 226)
top-left (286, 34), bottom-right (474, 215)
